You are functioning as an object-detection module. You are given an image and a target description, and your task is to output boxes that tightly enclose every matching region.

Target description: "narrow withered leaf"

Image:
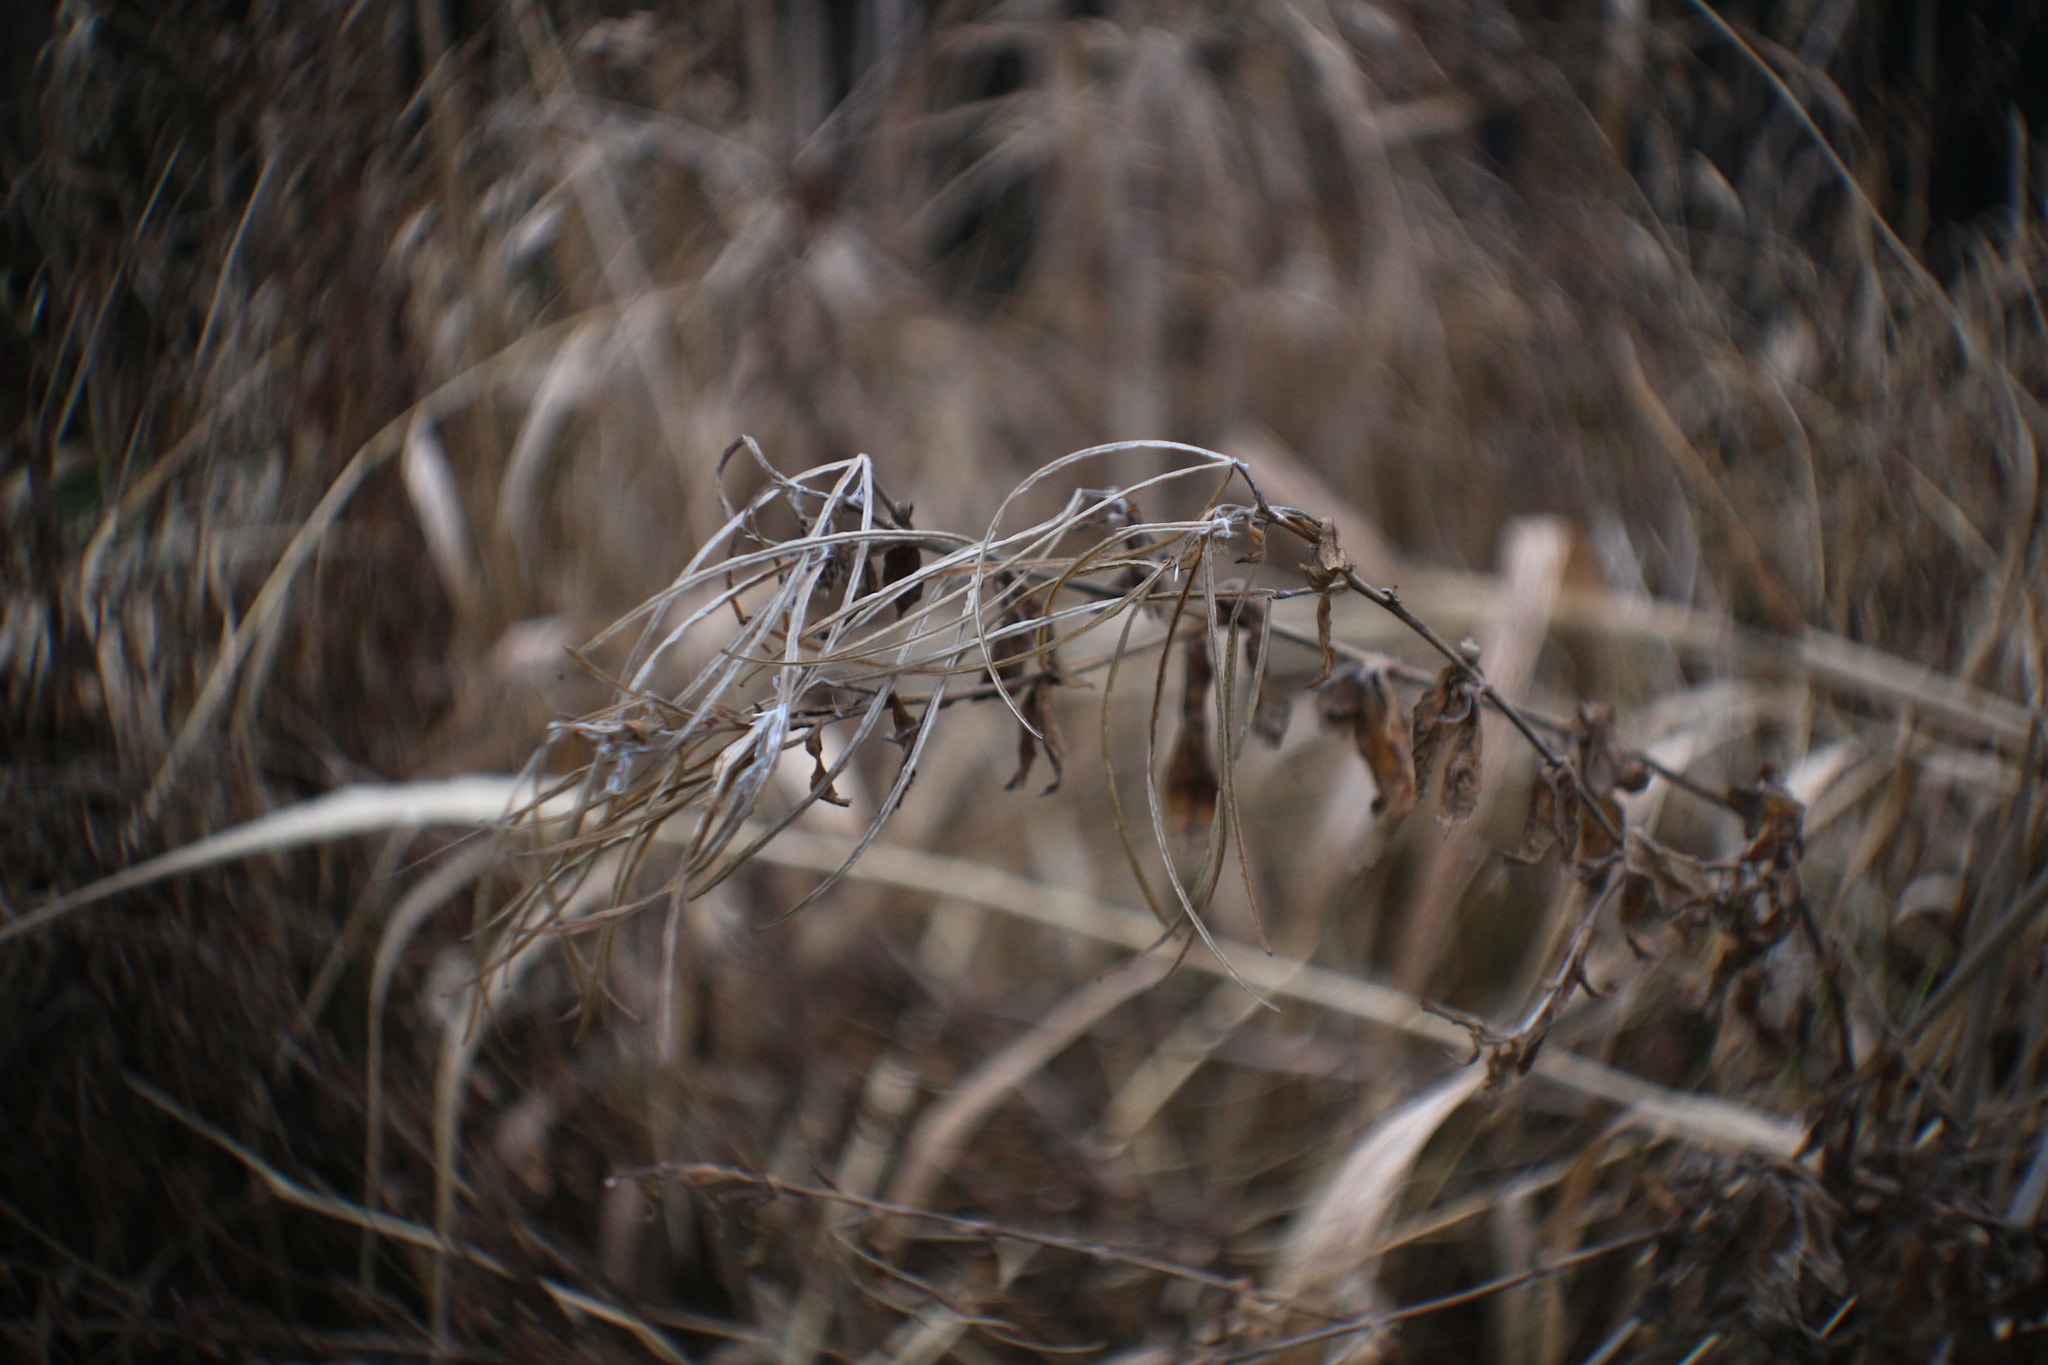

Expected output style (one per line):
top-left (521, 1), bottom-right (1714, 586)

top-left (1317, 662), bottom-right (1416, 822)
top-left (1300, 517), bottom-right (1352, 684)
top-left (1727, 769), bottom-right (1807, 866)
top-left (1622, 830), bottom-right (1715, 918)
top-left (1572, 702), bottom-right (1650, 796)
top-left (1411, 662), bottom-right (1478, 807)
top-left (1410, 669), bottom-right (1451, 798)
top-left (1505, 766), bottom-right (1565, 863)
top-left (1009, 723), bottom-right (1040, 792)
top-left (1165, 633), bottom-right (1219, 839)
top-left (1005, 672), bottom-right (1064, 794)
top-left (1233, 597), bottom-right (1293, 745)
top-left (1180, 624), bottom-right (1213, 722)
top-left (1438, 703), bottom-right (1482, 827)
top-left (1252, 689), bottom-right (1294, 747)
top-left (986, 576), bottom-right (1037, 685)
top-left (881, 541), bottom-right (923, 618)
top-left (1574, 792), bottom-right (1624, 865)
top-left (804, 727), bottom-right (849, 806)
top-left (1235, 514), bottom-right (1267, 565)
top-left (1312, 593), bottom-right (1337, 685)
top-left (1301, 516), bottom-right (1352, 588)
top-left (885, 691), bottom-right (917, 747)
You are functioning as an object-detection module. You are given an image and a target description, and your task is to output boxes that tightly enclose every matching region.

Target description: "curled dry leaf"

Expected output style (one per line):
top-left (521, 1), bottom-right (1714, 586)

top-left (1317, 661), bottom-right (1417, 823)
top-left (1709, 770), bottom-right (1811, 989)
top-left (1509, 706), bottom-right (1644, 868)
top-left (1165, 632), bottom-right (1220, 839)
top-left (1622, 830), bottom-right (1715, 913)
top-left (986, 578), bottom-right (1038, 686)
top-left (1506, 764), bottom-right (1571, 865)
top-left (803, 727), bottom-right (849, 807)
top-left (1573, 702), bottom-right (1649, 795)
top-left (1438, 706), bottom-right (1482, 827)
top-left (1727, 769), bottom-right (1807, 867)
top-left (1005, 670), bottom-right (1065, 794)
top-left (1621, 829), bottom-right (1716, 944)
top-left (1235, 514), bottom-right (1267, 565)
top-left (1410, 663), bottom-right (1473, 800)
top-left (1232, 598), bottom-right (1294, 746)
top-left (880, 540), bottom-right (923, 618)
top-left (1573, 790), bottom-right (1623, 866)
top-left (1567, 704), bottom-right (1635, 862)
top-left (1618, 870), bottom-right (1658, 942)
top-left (1300, 516), bottom-right (1353, 684)
top-left (1301, 516), bottom-right (1352, 587)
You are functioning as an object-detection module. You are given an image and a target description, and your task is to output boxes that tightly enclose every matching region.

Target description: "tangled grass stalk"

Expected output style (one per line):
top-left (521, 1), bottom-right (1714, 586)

top-left (510, 437), bottom-right (1825, 1089)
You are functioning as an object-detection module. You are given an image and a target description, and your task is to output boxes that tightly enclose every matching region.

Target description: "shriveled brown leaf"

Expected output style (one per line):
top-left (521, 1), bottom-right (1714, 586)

top-left (1727, 769), bottom-right (1807, 867)
top-left (885, 691), bottom-right (917, 747)
top-left (1312, 591), bottom-right (1338, 685)
top-left (1300, 515), bottom-right (1352, 589)
top-left (1230, 596), bottom-right (1293, 746)
top-left (1573, 791), bottom-right (1624, 864)
top-left (1438, 704), bottom-right (1482, 827)
top-left (1506, 765), bottom-right (1572, 864)
top-left (1004, 672), bottom-right (1064, 794)
top-left (1300, 517), bottom-right (1353, 684)
top-left (881, 541), bottom-right (923, 618)
top-left (1165, 634), bottom-right (1219, 838)
top-left (1410, 662), bottom-right (1478, 802)
top-left (803, 727), bottom-right (849, 807)
top-left (1622, 830), bottom-right (1716, 920)
top-left (1571, 703), bottom-right (1634, 794)
top-left (1235, 514), bottom-right (1268, 565)
top-left (1165, 727), bottom-right (1219, 840)
top-left (1317, 662), bottom-right (1416, 823)
top-left (986, 577), bottom-right (1038, 686)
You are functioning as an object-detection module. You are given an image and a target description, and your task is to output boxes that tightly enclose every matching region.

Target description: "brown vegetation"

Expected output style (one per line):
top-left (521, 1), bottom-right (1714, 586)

top-left (6, 2), bottom-right (2047, 1362)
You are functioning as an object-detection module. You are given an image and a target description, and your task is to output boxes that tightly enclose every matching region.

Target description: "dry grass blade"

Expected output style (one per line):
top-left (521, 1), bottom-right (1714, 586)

top-left (15, 776), bottom-right (1805, 1157)
top-left (880, 950), bottom-right (1178, 1223)
top-left (130, 302), bottom-right (653, 826)
top-left (1269, 1070), bottom-right (1485, 1345)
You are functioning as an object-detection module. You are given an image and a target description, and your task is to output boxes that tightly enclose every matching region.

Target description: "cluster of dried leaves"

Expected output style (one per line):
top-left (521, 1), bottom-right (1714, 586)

top-left (500, 435), bottom-right (1863, 1342)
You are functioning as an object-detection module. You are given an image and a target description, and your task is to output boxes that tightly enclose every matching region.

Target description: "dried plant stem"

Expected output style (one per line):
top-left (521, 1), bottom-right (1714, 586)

top-left (629, 1161), bottom-right (1300, 1314)
top-left (19, 778), bottom-right (1806, 1156)
top-left (1218, 1230), bottom-right (1656, 1365)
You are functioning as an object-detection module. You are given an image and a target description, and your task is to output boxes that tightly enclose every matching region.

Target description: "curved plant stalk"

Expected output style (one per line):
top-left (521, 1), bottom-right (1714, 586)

top-left (484, 439), bottom-right (1809, 1087)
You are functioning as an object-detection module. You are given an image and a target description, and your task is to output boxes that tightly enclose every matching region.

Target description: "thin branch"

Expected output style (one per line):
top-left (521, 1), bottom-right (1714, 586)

top-left (625, 1161), bottom-right (1318, 1318)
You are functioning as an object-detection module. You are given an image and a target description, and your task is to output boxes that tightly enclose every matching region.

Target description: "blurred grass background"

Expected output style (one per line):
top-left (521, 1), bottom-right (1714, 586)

top-left (4, 2), bottom-right (2047, 1361)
